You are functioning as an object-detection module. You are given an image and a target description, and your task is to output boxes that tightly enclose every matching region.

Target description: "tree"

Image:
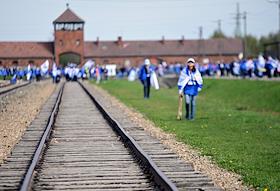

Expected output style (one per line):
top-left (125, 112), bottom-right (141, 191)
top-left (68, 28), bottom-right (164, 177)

top-left (244, 35), bottom-right (259, 57)
top-left (259, 32), bottom-right (279, 59)
top-left (210, 30), bottom-right (227, 39)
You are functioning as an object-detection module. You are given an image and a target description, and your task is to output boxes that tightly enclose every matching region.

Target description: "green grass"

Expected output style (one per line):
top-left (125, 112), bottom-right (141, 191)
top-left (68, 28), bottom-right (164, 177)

top-left (0, 76), bottom-right (12, 80)
top-left (94, 78), bottom-right (280, 190)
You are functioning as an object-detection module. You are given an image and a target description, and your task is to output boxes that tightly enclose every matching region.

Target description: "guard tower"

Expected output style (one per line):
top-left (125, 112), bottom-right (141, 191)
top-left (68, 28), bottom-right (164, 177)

top-left (53, 5), bottom-right (85, 66)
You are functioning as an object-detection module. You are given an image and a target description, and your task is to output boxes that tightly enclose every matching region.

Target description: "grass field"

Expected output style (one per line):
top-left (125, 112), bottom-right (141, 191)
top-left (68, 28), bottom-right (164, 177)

top-left (96, 78), bottom-right (280, 190)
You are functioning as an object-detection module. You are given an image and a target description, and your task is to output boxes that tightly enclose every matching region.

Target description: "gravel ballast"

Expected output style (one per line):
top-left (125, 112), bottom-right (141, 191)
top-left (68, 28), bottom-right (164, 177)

top-left (0, 81), bottom-right (56, 164)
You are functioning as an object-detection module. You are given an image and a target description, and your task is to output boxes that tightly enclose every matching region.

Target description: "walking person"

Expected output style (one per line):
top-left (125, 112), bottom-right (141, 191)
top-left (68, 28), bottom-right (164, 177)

top-left (177, 58), bottom-right (203, 120)
top-left (139, 58), bottom-right (154, 99)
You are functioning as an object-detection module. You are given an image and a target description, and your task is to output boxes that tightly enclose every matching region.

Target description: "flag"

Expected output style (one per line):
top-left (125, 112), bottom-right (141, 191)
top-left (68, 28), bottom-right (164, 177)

top-left (128, 69), bottom-right (136, 81)
top-left (52, 62), bottom-right (58, 77)
top-left (26, 64), bottom-right (32, 81)
top-left (150, 72), bottom-right (159, 90)
top-left (84, 60), bottom-right (95, 69)
top-left (40, 60), bottom-right (49, 75)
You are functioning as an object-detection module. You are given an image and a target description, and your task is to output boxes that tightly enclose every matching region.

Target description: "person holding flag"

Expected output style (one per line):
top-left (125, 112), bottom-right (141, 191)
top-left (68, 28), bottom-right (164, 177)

top-left (177, 58), bottom-right (203, 120)
top-left (52, 62), bottom-right (58, 83)
top-left (40, 60), bottom-right (49, 77)
top-left (26, 64), bottom-right (32, 81)
top-left (10, 74), bottom-right (17, 84)
top-left (35, 67), bottom-right (41, 81)
top-left (138, 58), bottom-right (155, 99)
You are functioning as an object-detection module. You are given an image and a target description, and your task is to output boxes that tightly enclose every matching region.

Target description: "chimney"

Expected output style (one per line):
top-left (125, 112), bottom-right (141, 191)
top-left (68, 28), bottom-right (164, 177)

top-left (117, 36), bottom-right (123, 46)
top-left (95, 37), bottom-right (99, 46)
top-left (180, 35), bottom-right (185, 44)
top-left (161, 36), bottom-right (165, 44)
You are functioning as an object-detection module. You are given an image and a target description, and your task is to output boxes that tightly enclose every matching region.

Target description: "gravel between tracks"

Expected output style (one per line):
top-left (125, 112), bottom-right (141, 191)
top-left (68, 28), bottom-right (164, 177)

top-left (87, 82), bottom-right (254, 191)
top-left (0, 81), bottom-right (56, 164)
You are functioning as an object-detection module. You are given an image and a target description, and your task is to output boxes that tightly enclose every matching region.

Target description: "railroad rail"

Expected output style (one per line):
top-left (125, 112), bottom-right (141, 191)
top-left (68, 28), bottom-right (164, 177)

top-left (0, 81), bottom-right (222, 191)
top-left (0, 82), bottom-right (12, 88)
top-left (0, 81), bottom-right (31, 96)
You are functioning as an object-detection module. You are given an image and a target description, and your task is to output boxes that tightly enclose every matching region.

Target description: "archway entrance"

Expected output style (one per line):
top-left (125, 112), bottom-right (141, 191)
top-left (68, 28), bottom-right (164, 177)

top-left (59, 52), bottom-right (81, 67)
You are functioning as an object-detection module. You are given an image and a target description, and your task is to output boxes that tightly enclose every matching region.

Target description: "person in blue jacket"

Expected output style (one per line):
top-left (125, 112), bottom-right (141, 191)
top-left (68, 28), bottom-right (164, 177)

top-left (178, 58), bottom-right (203, 120)
top-left (139, 58), bottom-right (154, 99)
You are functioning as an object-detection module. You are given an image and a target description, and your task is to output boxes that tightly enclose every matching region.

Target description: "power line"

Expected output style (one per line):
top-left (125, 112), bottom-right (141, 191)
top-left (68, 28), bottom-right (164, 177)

top-left (243, 11), bottom-right (247, 57)
top-left (267, 0), bottom-right (280, 36)
top-left (213, 19), bottom-right (222, 33)
top-left (234, 2), bottom-right (242, 37)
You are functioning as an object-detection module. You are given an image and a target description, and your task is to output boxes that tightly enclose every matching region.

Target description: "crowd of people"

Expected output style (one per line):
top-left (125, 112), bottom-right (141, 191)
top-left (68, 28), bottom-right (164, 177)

top-left (1, 56), bottom-right (278, 120)
top-left (152, 55), bottom-right (280, 79)
top-left (0, 65), bottom-right (48, 84)
top-left (0, 55), bottom-right (279, 85)
top-left (0, 61), bottom-right (109, 84)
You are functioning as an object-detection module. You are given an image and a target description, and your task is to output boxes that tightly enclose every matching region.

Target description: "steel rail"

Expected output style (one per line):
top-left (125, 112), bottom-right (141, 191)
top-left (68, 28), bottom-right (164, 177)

top-left (0, 82), bottom-right (31, 96)
top-left (79, 81), bottom-right (178, 191)
top-left (19, 82), bottom-right (65, 191)
top-left (0, 83), bottom-right (12, 88)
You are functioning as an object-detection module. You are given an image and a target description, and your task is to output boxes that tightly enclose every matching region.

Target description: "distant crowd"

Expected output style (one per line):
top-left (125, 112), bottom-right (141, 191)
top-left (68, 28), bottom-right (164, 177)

top-left (199, 55), bottom-right (280, 78)
top-left (153, 55), bottom-right (280, 79)
top-left (0, 55), bottom-right (279, 85)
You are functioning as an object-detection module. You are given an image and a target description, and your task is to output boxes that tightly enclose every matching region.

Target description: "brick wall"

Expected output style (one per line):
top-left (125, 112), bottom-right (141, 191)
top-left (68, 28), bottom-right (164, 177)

top-left (0, 58), bottom-right (54, 68)
top-left (54, 30), bottom-right (84, 65)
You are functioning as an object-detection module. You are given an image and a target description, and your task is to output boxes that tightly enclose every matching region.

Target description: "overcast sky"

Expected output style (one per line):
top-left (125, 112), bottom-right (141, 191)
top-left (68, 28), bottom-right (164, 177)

top-left (0, 0), bottom-right (277, 41)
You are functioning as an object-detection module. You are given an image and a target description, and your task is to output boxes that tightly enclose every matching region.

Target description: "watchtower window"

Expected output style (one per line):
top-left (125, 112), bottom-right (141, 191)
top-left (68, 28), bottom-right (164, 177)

top-left (55, 23), bottom-right (84, 31)
top-left (76, 40), bottom-right (80, 46)
top-left (59, 40), bottom-right (63, 46)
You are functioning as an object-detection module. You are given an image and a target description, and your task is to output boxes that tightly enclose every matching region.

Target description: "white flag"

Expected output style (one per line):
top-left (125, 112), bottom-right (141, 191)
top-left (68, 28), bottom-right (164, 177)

top-left (84, 59), bottom-right (95, 69)
top-left (41, 60), bottom-right (49, 75)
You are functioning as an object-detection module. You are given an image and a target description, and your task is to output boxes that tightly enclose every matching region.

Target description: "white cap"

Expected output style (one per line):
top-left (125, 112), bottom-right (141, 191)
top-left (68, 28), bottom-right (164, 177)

top-left (187, 58), bottom-right (195, 64)
top-left (144, 58), bottom-right (151, 65)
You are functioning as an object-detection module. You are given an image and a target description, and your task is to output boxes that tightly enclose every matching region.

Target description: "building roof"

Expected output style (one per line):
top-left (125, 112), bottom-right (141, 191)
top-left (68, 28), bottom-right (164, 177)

top-left (0, 38), bottom-right (242, 60)
top-left (53, 8), bottom-right (84, 24)
top-left (0, 42), bottom-right (54, 58)
top-left (84, 38), bottom-right (243, 58)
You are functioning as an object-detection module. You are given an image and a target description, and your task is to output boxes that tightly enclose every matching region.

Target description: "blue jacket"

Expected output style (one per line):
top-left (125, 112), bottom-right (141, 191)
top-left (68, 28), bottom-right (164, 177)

top-left (138, 65), bottom-right (154, 82)
top-left (178, 67), bottom-right (203, 96)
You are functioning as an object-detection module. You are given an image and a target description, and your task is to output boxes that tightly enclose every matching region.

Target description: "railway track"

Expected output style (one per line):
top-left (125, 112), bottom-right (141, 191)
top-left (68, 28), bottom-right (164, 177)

top-left (0, 81), bottom-right (31, 96)
top-left (0, 81), bottom-right (222, 191)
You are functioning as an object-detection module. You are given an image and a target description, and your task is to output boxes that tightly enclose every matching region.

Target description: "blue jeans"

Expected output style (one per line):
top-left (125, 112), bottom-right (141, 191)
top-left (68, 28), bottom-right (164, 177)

top-left (185, 94), bottom-right (196, 120)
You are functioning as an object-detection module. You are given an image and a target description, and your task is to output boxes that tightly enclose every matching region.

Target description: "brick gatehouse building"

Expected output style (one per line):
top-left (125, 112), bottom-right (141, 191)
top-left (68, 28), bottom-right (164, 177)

top-left (0, 8), bottom-right (243, 68)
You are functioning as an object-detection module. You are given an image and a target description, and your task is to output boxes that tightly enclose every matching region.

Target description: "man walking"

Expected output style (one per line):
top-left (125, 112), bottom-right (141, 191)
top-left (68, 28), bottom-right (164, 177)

top-left (178, 58), bottom-right (203, 120)
top-left (139, 58), bottom-right (153, 99)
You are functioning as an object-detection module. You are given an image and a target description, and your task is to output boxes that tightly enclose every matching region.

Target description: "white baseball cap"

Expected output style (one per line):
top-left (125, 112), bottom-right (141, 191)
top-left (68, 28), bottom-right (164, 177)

top-left (187, 58), bottom-right (195, 64)
top-left (144, 58), bottom-right (151, 65)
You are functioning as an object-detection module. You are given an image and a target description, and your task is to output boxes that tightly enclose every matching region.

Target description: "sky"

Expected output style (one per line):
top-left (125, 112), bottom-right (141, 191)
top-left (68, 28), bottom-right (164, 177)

top-left (0, 0), bottom-right (278, 41)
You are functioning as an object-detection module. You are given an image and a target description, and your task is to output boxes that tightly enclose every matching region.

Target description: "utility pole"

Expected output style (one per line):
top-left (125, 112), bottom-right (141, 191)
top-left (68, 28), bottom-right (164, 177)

top-left (213, 19), bottom-right (222, 33)
top-left (218, 19), bottom-right (222, 33)
top-left (243, 12), bottom-right (247, 38)
top-left (268, 0), bottom-right (280, 37)
top-left (214, 19), bottom-right (223, 59)
top-left (243, 11), bottom-right (247, 57)
top-left (268, 0), bottom-right (280, 58)
top-left (199, 26), bottom-right (203, 39)
top-left (198, 26), bottom-right (204, 61)
top-left (234, 3), bottom-right (242, 37)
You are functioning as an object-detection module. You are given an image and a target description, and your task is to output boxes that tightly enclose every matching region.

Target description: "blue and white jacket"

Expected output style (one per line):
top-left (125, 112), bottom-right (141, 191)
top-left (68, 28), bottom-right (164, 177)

top-left (177, 67), bottom-right (203, 96)
top-left (138, 65), bottom-right (154, 82)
